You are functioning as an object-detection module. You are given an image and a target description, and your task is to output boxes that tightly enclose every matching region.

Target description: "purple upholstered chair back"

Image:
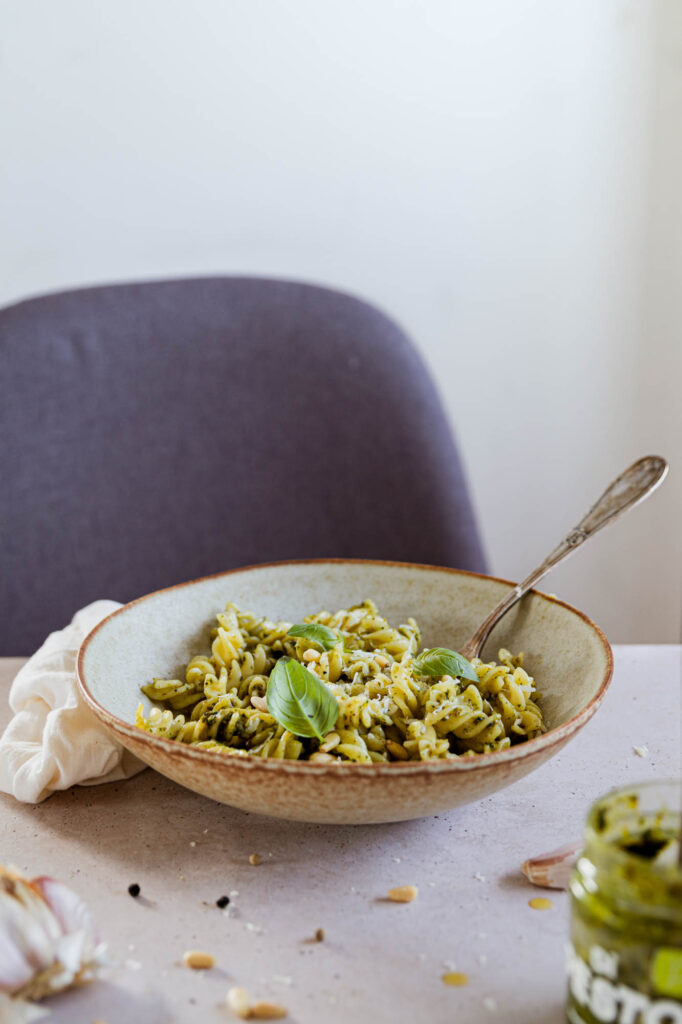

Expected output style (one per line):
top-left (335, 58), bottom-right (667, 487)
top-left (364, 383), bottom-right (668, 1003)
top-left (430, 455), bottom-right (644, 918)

top-left (1, 278), bottom-right (487, 654)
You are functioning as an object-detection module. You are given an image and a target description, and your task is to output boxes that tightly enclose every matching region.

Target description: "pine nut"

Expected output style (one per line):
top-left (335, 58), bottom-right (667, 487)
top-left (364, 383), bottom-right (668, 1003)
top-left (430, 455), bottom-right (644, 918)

top-left (442, 972), bottom-right (469, 987)
top-left (250, 1001), bottom-right (288, 1019)
top-left (302, 649), bottom-right (320, 662)
top-left (309, 752), bottom-right (334, 763)
top-left (249, 853), bottom-right (262, 866)
top-left (386, 740), bottom-right (409, 761)
top-left (528, 897), bottom-right (553, 910)
top-left (319, 732), bottom-right (340, 752)
top-left (183, 950), bottom-right (215, 969)
top-left (387, 885), bottom-right (418, 903)
top-left (250, 695), bottom-right (268, 712)
top-left (226, 986), bottom-right (251, 1018)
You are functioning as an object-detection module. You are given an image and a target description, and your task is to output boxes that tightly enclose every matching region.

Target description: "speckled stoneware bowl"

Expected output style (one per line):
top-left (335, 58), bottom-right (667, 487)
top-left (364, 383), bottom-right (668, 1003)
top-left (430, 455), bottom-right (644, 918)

top-left (77, 560), bottom-right (613, 824)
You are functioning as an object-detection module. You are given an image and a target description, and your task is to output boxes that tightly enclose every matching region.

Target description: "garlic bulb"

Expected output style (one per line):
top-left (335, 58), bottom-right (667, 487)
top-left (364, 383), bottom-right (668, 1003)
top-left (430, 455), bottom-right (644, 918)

top-left (0, 865), bottom-right (106, 1003)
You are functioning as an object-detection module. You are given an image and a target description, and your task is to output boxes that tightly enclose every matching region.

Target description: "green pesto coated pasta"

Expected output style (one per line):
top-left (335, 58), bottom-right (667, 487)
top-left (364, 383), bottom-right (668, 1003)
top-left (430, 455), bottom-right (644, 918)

top-left (136, 600), bottom-right (545, 761)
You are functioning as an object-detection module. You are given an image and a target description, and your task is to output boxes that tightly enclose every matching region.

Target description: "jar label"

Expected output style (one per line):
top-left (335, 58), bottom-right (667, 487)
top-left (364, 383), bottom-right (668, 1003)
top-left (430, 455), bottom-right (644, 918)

top-left (566, 942), bottom-right (682, 1023)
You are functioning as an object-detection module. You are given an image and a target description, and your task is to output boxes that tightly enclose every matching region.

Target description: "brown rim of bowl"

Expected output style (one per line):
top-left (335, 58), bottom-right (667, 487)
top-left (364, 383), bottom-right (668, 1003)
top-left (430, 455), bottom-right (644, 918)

top-left (76, 558), bottom-right (614, 777)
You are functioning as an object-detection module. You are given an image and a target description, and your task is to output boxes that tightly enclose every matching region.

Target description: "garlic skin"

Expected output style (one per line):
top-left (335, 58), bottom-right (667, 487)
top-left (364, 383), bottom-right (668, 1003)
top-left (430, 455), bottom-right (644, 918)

top-left (521, 841), bottom-right (581, 890)
top-left (0, 866), bottom-right (106, 1003)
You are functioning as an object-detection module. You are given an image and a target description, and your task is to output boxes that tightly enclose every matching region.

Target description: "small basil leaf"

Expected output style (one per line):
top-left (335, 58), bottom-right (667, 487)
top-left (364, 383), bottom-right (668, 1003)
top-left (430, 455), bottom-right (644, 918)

top-left (287, 623), bottom-right (342, 652)
top-left (266, 657), bottom-right (338, 740)
top-left (413, 647), bottom-right (479, 682)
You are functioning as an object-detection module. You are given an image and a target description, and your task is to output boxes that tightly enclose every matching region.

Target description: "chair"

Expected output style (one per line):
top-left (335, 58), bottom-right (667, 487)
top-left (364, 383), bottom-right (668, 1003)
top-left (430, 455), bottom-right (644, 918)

top-left (0, 277), bottom-right (488, 654)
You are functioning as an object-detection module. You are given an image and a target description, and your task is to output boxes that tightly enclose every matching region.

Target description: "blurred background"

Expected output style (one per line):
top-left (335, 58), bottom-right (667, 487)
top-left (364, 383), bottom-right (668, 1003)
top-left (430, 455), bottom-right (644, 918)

top-left (1, 0), bottom-right (679, 642)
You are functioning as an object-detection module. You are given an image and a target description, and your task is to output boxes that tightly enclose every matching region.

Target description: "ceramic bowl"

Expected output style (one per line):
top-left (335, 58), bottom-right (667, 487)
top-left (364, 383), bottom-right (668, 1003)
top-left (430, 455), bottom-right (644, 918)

top-left (77, 560), bottom-right (613, 824)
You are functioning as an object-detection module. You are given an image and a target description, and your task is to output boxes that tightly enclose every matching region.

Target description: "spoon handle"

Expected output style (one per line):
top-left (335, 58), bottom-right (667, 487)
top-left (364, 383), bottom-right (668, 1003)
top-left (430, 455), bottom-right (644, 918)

top-left (458, 455), bottom-right (669, 661)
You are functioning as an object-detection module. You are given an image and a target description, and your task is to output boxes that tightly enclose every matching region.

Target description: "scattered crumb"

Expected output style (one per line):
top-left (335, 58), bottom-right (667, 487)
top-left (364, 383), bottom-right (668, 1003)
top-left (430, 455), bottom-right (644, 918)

top-left (483, 996), bottom-right (498, 1012)
top-left (273, 975), bottom-right (293, 986)
top-left (528, 897), bottom-right (553, 911)
top-left (183, 950), bottom-right (216, 970)
top-left (249, 853), bottom-right (262, 866)
top-left (633, 745), bottom-right (649, 758)
top-left (474, 872), bottom-right (486, 882)
top-left (392, 856), bottom-right (401, 863)
top-left (245, 922), bottom-right (263, 934)
top-left (442, 972), bottom-right (469, 987)
top-left (442, 959), bottom-right (456, 971)
top-left (387, 885), bottom-right (418, 903)
top-left (124, 959), bottom-right (142, 971)
top-left (230, 890), bottom-right (240, 898)
top-left (314, 928), bottom-right (325, 943)
top-left (190, 841), bottom-right (196, 848)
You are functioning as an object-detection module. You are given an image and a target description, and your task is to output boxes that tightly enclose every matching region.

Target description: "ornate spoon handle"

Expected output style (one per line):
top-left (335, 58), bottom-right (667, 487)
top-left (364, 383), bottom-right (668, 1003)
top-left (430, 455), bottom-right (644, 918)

top-left (458, 455), bottom-right (669, 661)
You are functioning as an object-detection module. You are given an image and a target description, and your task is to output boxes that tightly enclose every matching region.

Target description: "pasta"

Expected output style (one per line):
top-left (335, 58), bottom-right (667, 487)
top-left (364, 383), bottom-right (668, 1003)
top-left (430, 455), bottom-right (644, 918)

top-left (136, 600), bottom-right (545, 762)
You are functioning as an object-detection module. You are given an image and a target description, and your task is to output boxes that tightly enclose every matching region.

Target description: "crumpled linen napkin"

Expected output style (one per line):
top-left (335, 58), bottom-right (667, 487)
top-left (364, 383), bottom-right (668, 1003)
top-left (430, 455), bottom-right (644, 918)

top-left (0, 600), bottom-right (146, 803)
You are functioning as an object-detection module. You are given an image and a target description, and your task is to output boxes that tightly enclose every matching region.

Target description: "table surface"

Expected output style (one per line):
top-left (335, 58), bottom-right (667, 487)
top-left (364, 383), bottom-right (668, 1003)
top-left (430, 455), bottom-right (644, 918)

top-left (0, 646), bottom-right (680, 1024)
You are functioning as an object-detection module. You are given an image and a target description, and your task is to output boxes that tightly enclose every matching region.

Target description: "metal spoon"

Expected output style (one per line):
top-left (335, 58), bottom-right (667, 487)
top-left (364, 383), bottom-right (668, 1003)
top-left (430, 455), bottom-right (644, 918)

top-left (458, 455), bottom-right (669, 661)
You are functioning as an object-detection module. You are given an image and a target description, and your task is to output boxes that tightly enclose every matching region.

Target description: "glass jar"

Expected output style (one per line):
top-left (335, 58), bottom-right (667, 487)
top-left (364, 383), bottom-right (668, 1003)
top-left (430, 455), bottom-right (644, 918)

top-left (567, 780), bottom-right (682, 1024)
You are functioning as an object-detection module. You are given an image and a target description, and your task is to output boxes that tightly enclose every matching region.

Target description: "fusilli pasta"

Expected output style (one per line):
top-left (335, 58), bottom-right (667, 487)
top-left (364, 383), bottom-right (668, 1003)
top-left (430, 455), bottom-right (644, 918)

top-left (136, 600), bottom-right (545, 761)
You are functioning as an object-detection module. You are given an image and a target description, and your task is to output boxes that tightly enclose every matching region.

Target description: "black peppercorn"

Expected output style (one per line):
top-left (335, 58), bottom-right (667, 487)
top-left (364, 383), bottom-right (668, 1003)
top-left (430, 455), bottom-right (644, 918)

top-left (216, 895), bottom-right (230, 908)
top-left (128, 883), bottom-right (141, 898)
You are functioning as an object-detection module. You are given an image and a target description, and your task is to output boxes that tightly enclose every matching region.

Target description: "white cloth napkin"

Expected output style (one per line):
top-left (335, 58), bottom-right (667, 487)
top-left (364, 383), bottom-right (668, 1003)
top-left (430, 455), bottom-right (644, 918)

top-left (0, 601), bottom-right (146, 804)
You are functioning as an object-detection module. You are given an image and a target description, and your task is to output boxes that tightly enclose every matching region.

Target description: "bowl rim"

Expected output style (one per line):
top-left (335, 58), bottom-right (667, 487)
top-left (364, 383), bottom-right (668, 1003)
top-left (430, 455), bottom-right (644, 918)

top-left (76, 558), bottom-right (614, 777)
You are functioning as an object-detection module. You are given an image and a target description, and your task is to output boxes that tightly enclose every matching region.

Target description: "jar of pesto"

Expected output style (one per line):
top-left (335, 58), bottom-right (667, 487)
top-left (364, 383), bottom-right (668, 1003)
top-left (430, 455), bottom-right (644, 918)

top-left (567, 780), bottom-right (682, 1024)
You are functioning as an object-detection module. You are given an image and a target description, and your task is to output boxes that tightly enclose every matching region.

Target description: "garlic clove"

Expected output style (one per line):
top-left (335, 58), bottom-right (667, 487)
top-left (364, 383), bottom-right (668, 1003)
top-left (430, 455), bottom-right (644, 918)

top-left (521, 841), bottom-right (581, 890)
top-left (0, 883), bottom-right (55, 991)
top-left (33, 879), bottom-right (97, 940)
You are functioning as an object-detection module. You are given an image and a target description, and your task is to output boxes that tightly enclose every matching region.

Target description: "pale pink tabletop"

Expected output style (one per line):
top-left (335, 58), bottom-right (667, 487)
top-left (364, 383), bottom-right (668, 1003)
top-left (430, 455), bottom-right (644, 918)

top-left (1, 646), bottom-right (679, 1024)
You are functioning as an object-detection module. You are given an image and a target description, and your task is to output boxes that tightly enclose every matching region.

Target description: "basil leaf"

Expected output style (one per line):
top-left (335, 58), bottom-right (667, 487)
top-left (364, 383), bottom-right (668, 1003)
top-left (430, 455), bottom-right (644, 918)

top-left (287, 623), bottom-right (342, 652)
top-left (412, 647), bottom-right (479, 682)
top-left (266, 657), bottom-right (338, 740)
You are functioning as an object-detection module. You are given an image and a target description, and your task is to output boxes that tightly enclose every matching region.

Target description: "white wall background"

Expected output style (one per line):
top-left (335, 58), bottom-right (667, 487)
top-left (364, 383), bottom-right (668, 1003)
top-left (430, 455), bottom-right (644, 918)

top-left (1, 0), bottom-right (680, 642)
